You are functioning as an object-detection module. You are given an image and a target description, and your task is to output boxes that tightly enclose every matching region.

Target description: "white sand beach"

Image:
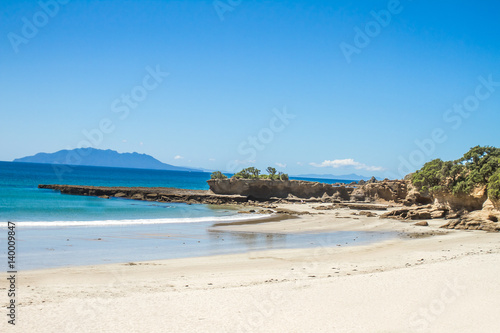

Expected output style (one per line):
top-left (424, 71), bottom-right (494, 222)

top-left (3, 203), bottom-right (500, 333)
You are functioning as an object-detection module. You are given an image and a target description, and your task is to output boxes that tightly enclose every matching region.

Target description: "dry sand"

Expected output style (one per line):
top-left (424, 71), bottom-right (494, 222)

top-left (2, 203), bottom-right (500, 332)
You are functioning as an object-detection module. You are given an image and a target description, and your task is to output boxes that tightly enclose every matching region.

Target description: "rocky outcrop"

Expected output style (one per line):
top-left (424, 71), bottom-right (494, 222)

top-left (440, 198), bottom-right (500, 232)
top-left (207, 178), bottom-right (408, 203)
top-left (403, 187), bottom-right (433, 206)
top-left (381, 205), bottom-right (447, 221)
top-left (343, 203), bottom-right (388, 210)
top-left (207, 179), bottom-right (353, 201)
top-left (349, 187), bottom-right (366, 201)
top-left (361, 180), bottom-right (407, 203)
top-left (38, 184), bottom-right (247, 205)
top-left (431, 186), bottom-right (487, 212)
top-left (490, 197), bottom-right (500, 210)
top-left (414, 221), bottom-right (429, 226)
top-left (441, 214), bottom-right (500, 232)
top-left (382, 196), bottom-right (500, 232)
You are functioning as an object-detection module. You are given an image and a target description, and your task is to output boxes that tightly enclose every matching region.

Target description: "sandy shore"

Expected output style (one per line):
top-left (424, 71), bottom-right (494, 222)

top-left (2, 203), bottom-right (500, 332)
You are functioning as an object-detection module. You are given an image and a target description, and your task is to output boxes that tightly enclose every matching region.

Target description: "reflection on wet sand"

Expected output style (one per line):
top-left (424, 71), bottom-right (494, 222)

top-left (208, 229), bottom-right (287, 250)
top-left (211, 213), bottom-right (296, 227)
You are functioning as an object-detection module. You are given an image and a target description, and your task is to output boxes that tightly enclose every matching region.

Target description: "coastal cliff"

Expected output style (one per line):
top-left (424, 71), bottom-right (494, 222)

top-left (207, 179), bottom-right (353, 201)
top-left (207, 178), bottom-right (408, 203)
top-left (208, 177), bottom-right (500, 232)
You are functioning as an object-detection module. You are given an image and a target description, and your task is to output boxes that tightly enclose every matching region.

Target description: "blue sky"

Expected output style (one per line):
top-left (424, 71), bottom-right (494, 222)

top-left (1, 0), bottom-right (499, 178)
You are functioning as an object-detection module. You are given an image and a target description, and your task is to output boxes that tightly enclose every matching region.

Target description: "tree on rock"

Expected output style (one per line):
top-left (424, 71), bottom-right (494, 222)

top-left (266, 167), bottom-right (277, 179)
top-left (210, 171), bottom-right (227, 180)
top-left (412, 145), bottom-right (500, 198)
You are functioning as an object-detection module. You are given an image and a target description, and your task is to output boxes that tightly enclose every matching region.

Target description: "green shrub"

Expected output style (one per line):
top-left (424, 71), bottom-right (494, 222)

top-left (278, 172), bottom-right (289, 181)
top-left (230, 167), bottom-right (288, 180)
top-left (232, 167), bottom-right (260, 179)
top-left (266, 167), bottom-right (277, 179)
top-left (411, 146), bottom-right (500, 197)
top-left (412, 159), bottom-right (444, 192)
top-left (488, 169), bottom-right (500, 200)
top-left (210, 171), bottom-right (227, 180)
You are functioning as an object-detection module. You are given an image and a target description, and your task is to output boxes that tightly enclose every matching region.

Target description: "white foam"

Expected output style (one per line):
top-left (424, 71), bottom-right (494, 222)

top-left (2, 213), bottom-right (273, 227)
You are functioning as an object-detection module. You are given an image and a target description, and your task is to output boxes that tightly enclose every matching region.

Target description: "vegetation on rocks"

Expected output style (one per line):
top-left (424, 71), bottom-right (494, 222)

top-left (210, 171), bottom-right (228, 180)
top-left (412, 146), bottom-right (500, 199)
top-left (233, 167), bottom-right (289, 180)
top-left (211, 167), bottom-right (289, 181)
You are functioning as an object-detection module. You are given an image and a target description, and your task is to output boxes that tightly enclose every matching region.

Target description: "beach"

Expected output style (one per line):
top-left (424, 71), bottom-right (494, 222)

top-left (3, 203), bottom-right (500, 332)
top-left (4, 0), bottom-right (500, 332)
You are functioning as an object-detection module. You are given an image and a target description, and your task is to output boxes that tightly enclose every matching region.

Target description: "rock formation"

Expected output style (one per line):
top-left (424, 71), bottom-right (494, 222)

top-left (38, 184), bottom-right (247, 205)
top-left (206, 179), bottom-right (353, 201)
top-left (39, 175), bottom-right (500, 232)
top-left (361, 180), bottom-right (407, 203)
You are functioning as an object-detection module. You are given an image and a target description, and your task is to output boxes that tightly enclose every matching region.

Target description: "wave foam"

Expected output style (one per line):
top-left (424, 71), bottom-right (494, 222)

top-left (2, 213), bottom-right (273, 227)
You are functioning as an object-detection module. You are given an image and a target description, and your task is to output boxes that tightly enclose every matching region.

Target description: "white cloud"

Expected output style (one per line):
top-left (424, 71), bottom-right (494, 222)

top-left (174, 155), bottom-right (184, 160)
top-left (309, 158), bottom-right (384, 171)
top-left (275, 162), bottom-right (287, 168)
top-left (296, 162), bottom-right (303, 166)
top-left (232, 159), bottom-right (256, 166)
top-left (208, 158), bottom-right (216, 162)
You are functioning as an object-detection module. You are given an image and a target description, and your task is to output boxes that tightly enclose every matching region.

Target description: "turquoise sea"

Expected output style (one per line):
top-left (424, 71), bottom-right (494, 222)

top-left (0, 162), bottom-right (396, 270)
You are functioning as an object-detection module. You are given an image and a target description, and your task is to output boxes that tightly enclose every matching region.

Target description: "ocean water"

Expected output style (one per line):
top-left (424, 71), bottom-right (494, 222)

top-left (0, 161), bottom-right (226, 223)
top-left (0, 162), bottom-right (353, 223)
top-left (0, 161), bottom-right (395, 270)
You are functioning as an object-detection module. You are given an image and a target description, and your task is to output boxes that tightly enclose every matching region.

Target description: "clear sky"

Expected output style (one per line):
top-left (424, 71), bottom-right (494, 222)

top-left (1, 0), bottom-right (499, 178)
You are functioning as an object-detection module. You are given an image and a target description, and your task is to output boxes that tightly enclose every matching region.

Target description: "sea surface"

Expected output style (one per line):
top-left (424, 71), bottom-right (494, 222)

top-left (0, 161), bottom-right (396, 270)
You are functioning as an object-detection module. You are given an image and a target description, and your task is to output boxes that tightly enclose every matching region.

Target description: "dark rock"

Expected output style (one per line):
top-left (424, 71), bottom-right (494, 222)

top-left (346, 203), bottom-right (387, 210)
top-left (488, 214), bottom-right (498, 222)
top-left (414, 221), bottom-right (429, 226)
top-left (37, 184), bottom-right (248, 205)
top-left (313, 205), bottom-right (334, 210)
top-left (359, 211), bottom-right (377, 217)
top-left (131, 193), bottom-right (144, 200)
top-left (408, 210), bottom-right (432, 220)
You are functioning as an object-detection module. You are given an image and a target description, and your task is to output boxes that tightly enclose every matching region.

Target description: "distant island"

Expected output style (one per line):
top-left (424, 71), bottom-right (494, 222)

top-left (13, 148), bottom-right (202, 172)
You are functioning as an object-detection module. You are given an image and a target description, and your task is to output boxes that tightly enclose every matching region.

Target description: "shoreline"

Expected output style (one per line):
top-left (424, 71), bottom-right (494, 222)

top-left (7, 208), bottom-right (397, 271)
top-left (3, 202), bottom-right (500, 332)
top-left (5, 211), bottom-right (275, 228)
